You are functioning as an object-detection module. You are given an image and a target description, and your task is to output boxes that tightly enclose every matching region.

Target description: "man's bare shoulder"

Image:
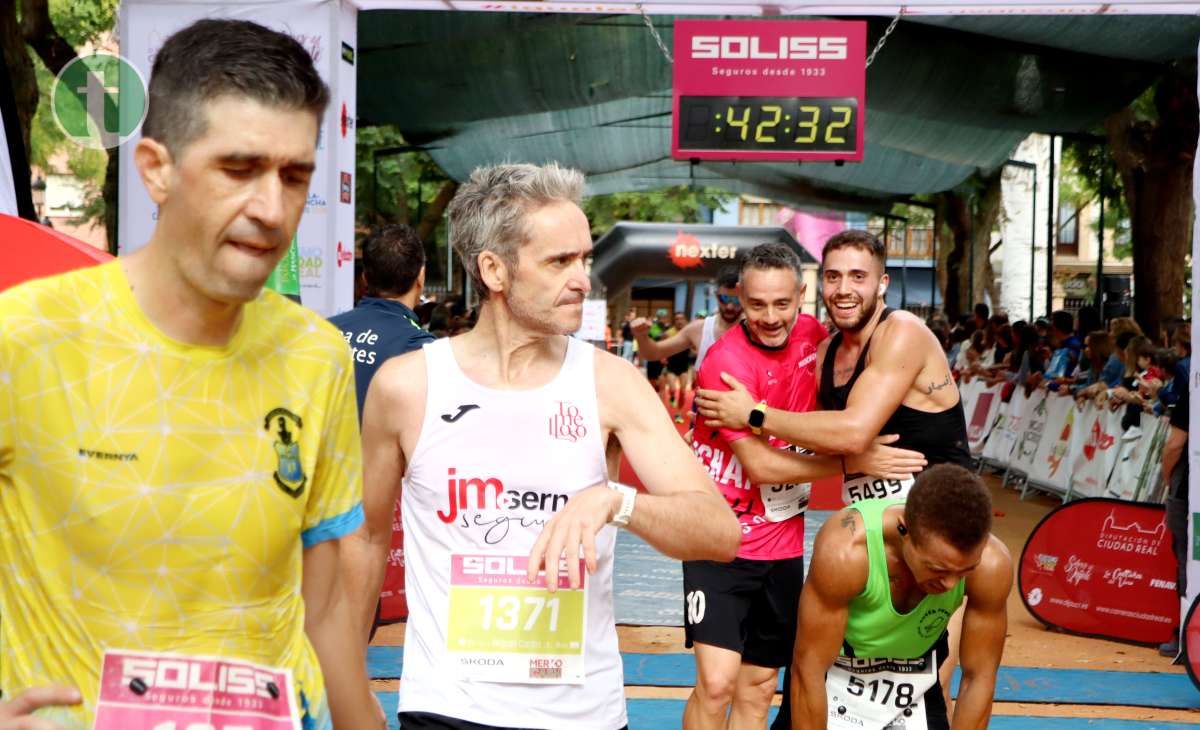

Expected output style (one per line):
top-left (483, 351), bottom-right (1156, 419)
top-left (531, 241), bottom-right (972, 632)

top-left (810, 508), bottom-right (871, 601)
top-left (371, 347), bottom-right (429, 406)
top-left (871, 312), bottom-right (945, 362)
top-left (683, 317), bottom-right (707, 345)
top-left (594, 346), bottom-right (660, 429)
top-left (817, 335), bottom-right (833, 361)
top-left (595, 346), bottom-right (649, 394)
top-left (966, 535), bottom-right (1015, 604)
top-left (877, 311), bottom-right (940, 347)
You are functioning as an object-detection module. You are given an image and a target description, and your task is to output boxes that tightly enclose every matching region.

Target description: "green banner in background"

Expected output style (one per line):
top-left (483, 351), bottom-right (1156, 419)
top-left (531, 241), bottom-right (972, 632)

top-left (1193, 513), bottom-right (1200, 561)
top-left (265, 235), bottom-right (302, 303)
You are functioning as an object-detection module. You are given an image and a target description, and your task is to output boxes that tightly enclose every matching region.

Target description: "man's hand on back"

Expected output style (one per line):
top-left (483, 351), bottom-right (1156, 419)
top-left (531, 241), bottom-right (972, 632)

top-left (846, 435), bottom-right (927, 480)
top-left (0, 685), bottom-right (80, 730)
top-left (695, 372), bottom-right (756, 430)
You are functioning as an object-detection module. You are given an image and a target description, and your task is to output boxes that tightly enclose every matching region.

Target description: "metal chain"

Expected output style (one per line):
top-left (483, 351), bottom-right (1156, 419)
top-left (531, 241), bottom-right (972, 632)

top-left (637, 4), bottom-right (673, 64)
top-left (865, 12), bottom-right (903, 68)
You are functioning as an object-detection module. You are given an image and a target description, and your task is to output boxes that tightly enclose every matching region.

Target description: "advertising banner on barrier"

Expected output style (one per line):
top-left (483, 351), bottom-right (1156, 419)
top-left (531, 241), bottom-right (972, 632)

top-left (119, 0), bottom-right (356, 317)
top-left (980, 398), bottom-right (1011, 462)
top-left (1108, 413), bottom-right (1167, 502)
top-left (1020, 498), bottom-right (1178, 645)
top-left (982, 389), bottom-right (1028, 464)
top-left (1070, 405), bottom-right (1120, 498)
top-left (965, 382), bottom-right (1003, 454)
top-left (1028, 395), bottom-right (1078, 491)
top-left (1011, 392), bottom-right (1049, 476)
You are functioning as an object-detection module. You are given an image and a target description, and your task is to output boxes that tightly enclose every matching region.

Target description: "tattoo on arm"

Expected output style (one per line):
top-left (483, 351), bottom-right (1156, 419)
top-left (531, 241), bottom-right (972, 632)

top-left (925, 373), bottom-right (952, 395)
top-left (840, 513), bottom-right (856, 534)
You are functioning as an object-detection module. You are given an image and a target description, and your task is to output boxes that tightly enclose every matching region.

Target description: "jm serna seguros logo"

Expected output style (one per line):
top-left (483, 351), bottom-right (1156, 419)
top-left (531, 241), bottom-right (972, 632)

top-left (52, 52), bottom-right (148, 150)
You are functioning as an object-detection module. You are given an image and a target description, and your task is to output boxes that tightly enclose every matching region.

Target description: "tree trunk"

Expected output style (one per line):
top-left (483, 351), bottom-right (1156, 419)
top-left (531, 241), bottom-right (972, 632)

top-left (20, 0), bottom-right (76, 77)
top-left (1104, 61), bottom-right (1197, 341)
top-left (932, 171), bottom-right (1004, 323)
top-left (970, 168), bottom-right (1004, 311)
top-left (103, 148), bottom-right (117, 254)
top-left (416, 180), bottom-right (458, 281)
top-left (1, 1), bottom-right (38, 158)
top-left (939, 190), bottom-right (971, 321)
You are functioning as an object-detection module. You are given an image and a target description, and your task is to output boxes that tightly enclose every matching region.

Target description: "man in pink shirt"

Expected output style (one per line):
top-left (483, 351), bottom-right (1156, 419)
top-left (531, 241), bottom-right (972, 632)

top-left (683, 243), bottom-right (925, 730)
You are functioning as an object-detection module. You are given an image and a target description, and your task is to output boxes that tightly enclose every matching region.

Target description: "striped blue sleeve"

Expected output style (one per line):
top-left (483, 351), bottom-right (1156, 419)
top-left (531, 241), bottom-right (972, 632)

top-left (301, 502), bottom-right (364, 548)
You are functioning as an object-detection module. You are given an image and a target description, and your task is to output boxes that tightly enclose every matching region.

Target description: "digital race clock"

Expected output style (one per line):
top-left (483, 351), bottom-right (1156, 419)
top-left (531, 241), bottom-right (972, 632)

top-left (678, 96), bottom-right (859, 154)
top-left (672, 20), bottom-right (866, 162)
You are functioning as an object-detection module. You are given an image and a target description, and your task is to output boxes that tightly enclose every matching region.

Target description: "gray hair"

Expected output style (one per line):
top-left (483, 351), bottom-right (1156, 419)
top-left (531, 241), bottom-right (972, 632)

top-left (740, 241), bottom-right (803, 278)
top-left (448, 163), bottom-right (586, 298)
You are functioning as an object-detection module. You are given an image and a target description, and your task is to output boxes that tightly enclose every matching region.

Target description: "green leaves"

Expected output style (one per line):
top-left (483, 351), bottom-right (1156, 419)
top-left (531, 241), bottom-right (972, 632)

top-left (1061, 139), bottom-right (1130, 260)
top-left (582, 186), bottom-right (734, 237)
top-left (354, 125), bottom-right (448, 229)
top-left (46, 0), bottom-right (117, 49)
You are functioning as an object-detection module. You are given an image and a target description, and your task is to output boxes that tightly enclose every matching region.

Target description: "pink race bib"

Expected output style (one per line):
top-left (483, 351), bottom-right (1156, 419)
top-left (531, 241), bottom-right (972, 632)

top-left (92, 650), bottom-right (302, 730)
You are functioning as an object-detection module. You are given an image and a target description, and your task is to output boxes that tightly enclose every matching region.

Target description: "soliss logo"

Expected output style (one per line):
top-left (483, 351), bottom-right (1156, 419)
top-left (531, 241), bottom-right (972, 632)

top-left (690, 36), bottom-right (848, 60)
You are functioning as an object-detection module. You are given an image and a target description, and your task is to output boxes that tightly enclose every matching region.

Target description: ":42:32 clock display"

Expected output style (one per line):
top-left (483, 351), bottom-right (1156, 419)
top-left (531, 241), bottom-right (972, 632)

top-left (678, 96), bottom-right (859, 153)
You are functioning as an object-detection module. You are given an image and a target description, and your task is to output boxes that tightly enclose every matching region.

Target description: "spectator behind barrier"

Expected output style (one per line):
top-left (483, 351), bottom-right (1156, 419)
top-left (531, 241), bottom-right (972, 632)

top-left (1159, 335), bottom-right (1190, 661)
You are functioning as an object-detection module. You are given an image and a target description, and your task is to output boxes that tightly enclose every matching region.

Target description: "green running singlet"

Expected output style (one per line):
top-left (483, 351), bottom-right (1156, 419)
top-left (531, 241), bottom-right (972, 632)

top-left (844, 498), bottom-right (966, 659)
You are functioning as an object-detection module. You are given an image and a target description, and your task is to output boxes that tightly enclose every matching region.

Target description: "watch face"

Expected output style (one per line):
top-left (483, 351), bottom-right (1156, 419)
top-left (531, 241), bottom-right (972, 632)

top-left (749, 408), bottom-right (765, 428)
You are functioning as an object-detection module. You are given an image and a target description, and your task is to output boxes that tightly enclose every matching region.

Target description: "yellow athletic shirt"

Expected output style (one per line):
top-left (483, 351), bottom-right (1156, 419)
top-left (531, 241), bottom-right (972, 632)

top-left (0, 261), bottom-right (364, 730)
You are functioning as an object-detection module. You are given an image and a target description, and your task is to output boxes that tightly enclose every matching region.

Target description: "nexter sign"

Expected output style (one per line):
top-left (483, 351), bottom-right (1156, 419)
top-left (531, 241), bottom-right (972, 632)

top-left (590, 222), bottom-right (816, 292)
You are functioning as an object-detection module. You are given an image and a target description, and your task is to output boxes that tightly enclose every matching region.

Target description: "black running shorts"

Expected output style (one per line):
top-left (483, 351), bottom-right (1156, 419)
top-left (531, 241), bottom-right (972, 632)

top-left (682, 555), bottom-right (805, 669)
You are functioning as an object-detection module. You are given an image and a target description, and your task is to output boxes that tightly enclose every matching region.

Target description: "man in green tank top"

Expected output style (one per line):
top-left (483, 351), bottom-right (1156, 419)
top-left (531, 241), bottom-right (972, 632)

top-left (788, 464), bottom-right (1012, 730)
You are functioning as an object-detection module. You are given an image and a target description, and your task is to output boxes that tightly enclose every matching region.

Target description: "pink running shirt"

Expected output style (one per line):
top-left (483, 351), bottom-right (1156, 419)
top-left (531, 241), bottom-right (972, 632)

top-left (691, 316), bottom-right (827, 560)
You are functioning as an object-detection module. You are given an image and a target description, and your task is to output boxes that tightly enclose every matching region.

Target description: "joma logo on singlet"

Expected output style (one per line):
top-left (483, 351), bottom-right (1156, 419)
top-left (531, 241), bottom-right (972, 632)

top-left (437, 468), bottom-right (569, 524)
top-left (120, 658), bottom-right (277, 699)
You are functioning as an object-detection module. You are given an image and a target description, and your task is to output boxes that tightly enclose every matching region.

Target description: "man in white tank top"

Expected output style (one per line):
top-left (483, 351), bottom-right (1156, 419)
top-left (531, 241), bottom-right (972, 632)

top-left (343, 163), bottom-right (742, 730)
top-left (632, 267), bottom-right (742, 375)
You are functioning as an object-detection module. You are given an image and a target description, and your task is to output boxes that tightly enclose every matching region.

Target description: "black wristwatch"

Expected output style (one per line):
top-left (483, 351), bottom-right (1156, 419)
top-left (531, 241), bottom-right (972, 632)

top-left (748, 401), bottom-right (767, 435)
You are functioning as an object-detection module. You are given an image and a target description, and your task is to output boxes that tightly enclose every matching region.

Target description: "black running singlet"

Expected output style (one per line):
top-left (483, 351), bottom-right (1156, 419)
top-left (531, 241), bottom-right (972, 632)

top-left (818, 308), bottom-right (970, 467)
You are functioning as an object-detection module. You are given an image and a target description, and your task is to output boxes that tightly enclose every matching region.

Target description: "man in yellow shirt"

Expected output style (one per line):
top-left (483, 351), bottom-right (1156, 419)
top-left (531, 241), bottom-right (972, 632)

top-left (0, 19), bottom-right (379, 730)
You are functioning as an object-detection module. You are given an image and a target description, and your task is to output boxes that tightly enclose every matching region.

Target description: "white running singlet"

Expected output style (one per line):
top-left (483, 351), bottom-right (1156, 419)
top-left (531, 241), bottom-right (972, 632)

top-left (398, 337), bottom-right (625, 729)
top-left (694, 314), bottom-right (719, 373)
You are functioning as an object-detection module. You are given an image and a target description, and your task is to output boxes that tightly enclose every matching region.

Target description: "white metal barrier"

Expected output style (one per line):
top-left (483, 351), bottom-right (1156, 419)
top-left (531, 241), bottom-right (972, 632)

top-left (958, 378), bottom-right (1169, 504)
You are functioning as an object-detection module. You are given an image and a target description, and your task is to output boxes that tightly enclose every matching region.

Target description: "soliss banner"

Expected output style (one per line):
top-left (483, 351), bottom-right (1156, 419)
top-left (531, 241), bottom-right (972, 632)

top-left (1020, 497), bottom-right (1178, 645)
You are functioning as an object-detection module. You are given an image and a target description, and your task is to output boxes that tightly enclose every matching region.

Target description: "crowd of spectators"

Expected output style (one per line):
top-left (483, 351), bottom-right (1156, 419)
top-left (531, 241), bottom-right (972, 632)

top-left (930, 304), bottom-right (1190, 426)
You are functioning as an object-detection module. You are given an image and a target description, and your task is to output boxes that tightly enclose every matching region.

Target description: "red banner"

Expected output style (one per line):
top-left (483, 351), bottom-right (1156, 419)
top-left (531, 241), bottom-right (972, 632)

top-left (378, 497), bottom-right (408, 622)
top-left (1019, 498), bottom-right (1177, 645)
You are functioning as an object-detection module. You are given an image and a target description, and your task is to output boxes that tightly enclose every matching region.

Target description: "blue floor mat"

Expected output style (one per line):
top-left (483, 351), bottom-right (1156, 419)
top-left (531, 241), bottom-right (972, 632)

top-left (951, 666), bottom-right (1198, 710)
top-left (613, 510), bottom-right (831, 626)
top-left (375, 694), bottom-right (1195, 729)
top-left (368, 647), bottom-right (1197, 709)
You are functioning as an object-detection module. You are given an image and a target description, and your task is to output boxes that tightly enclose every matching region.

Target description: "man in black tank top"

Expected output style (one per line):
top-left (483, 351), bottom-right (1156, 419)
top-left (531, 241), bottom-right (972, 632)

top-left (695, 230), bottom-right (973, 729)
top-left (696, 229), bottom-right (968, 483)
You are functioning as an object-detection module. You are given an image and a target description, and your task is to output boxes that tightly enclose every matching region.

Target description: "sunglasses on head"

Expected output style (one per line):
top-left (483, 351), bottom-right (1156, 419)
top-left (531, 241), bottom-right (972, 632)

top-left (717, 294), bottom-right (740, 306)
